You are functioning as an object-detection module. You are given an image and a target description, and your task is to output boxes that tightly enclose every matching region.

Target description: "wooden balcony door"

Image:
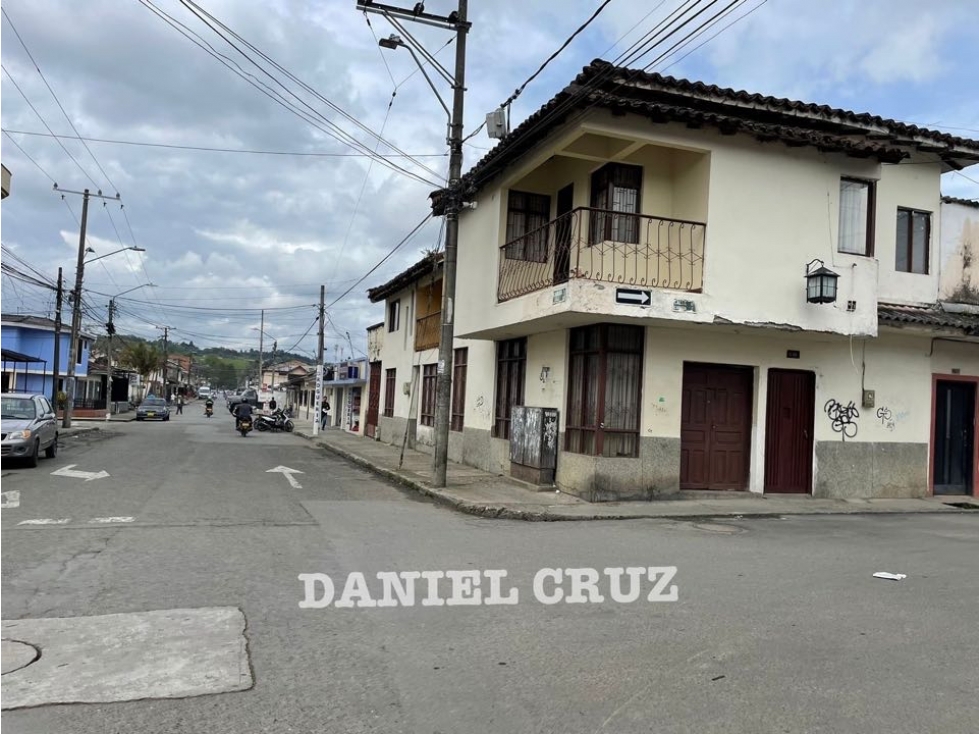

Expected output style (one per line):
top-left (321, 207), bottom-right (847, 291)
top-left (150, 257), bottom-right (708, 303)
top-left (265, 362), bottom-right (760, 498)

top-left (553, 184), bottom-right (574, 285)
top-left (680, 364), bottom-right (753, 490)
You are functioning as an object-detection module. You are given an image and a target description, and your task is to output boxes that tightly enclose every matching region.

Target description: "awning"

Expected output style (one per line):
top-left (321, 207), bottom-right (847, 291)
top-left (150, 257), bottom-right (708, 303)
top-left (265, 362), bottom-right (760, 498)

top-left (1, 348), bottom-right (46, 364)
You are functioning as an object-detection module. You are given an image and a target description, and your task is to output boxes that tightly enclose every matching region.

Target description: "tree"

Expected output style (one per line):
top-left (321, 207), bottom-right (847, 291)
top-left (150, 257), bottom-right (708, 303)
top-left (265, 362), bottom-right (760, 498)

top-left (120, 342), bottom-right (162, 400)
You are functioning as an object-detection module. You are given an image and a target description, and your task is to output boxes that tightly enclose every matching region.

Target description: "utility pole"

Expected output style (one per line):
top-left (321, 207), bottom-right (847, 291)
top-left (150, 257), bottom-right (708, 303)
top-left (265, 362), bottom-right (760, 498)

top-left (270, 341), bottom-right (277, 392)
top-left (106, 298), bottom-right (116, 420)
top-left (62, 189), bottom-right (91, 428)
top-left (313, 285), bottom-right (325, 436)
top-left (52, 267), bottom-right (63, 409)
top-left (57, 185), bottom-right (125, 428)
top-left (154, 326), bottom-right (170, 398)
top-left (257, 309), bottom-right (264, 390)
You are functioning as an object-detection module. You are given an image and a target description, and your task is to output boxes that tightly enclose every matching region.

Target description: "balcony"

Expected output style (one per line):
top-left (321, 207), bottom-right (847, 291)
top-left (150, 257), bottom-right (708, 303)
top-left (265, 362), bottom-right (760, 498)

top-left (415, 312), bottom-right (441, 351)
top-left (498, 207), bottom-right (706, 303)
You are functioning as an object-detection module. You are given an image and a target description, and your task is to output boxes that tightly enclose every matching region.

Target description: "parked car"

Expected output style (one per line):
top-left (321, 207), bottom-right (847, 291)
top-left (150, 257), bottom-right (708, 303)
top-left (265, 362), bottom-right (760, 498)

top-left (0, 392), bottom-right (59, 467)
top-left (136, 396), bottom-right (171, 421)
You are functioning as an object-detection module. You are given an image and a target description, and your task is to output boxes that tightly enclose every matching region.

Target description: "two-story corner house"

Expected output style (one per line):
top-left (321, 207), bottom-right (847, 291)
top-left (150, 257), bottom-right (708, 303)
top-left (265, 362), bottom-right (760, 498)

top-left (424, 60), bottom-right (979, 501)
top-left (1, 314), bottom-right (94, 400)
top-left (364, 253), bottom-right (488, 461)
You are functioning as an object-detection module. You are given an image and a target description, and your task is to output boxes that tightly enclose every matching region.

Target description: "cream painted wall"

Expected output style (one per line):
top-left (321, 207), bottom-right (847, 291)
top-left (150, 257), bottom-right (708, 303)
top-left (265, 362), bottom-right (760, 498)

top-left (876, 160), bottom-right (943, 304)
top-left (939, 200), bottom-right (979, 304)
top-left (456, 107), bottom-right (950, 343)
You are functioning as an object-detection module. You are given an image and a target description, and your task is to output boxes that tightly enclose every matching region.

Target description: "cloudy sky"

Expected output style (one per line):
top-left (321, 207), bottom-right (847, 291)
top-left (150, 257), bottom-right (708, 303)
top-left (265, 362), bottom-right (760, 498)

top-left (2, 0), bottom-right (977, 362)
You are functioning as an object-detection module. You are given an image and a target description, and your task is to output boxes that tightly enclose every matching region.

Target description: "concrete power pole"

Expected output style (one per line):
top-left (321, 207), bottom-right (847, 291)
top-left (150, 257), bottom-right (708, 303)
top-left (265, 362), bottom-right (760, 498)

top-left (62, 189), bottom-right (91, 428)
top-left (257, 309), bottom-right (264, 390)
top-left (159, 326), bottom-right (169, 398)
top-left (313, 285), bottom-right (325, 436)
top-left (358, 1), bottom-right (470, 486)
top-left (52, 267), bottom-right (63, 409)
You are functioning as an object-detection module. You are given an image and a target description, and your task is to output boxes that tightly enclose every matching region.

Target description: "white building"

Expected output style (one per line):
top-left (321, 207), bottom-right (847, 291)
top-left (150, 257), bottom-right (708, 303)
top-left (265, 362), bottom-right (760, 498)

top-left (365, 61), bottom-right (979, 501)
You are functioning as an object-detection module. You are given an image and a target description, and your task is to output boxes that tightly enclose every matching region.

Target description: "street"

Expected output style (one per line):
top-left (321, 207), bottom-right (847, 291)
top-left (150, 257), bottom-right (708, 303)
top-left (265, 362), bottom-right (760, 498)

top-left (1, 405), bottom-right (977, 733)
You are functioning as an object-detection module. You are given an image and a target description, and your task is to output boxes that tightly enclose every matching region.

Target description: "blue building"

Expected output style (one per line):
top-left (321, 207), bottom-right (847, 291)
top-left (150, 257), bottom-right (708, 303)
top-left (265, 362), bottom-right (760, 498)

top-left (1, 314), bottom-right (94, 399)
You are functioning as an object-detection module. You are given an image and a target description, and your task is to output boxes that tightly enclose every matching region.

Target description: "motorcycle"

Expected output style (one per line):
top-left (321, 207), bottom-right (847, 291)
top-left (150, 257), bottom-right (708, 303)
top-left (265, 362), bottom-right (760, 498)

top-left (205, 404), bottom-right (214, 418)
top-left (255, 409), bottom-right (294, 433)
top-left (238, 417), bottom-right (253, 437)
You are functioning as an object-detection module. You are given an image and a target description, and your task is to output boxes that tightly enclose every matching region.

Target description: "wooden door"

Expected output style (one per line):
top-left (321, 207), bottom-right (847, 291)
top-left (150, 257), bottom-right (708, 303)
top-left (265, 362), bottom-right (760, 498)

top-left (764, 369), bottom-right (815, 493)
top-left (680, 364), bottom-right (753, 490)
top-left (366, 362), bottom-right (382, 439)
top-left (553, 184), bottom-right (574, 285)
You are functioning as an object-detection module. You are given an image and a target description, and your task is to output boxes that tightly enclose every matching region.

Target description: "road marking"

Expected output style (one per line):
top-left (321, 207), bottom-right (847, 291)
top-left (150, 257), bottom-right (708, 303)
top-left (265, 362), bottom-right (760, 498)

top-left (266, 465), bottom-right (304, 489)
top-left (18, 518), bottom-right (71, 525)
top-left (1, 490), bottom-right (20, 509)
top-left (89, 516), bottom-right (135, 523)
top-left (51, 465), bottom-right (110, 481)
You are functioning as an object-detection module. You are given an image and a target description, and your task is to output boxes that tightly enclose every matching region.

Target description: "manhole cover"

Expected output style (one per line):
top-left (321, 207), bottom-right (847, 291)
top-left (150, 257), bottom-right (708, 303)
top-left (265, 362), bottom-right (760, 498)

top-left (1, 640), bottom-right (39, 675)
top-left (691, 522), bottom-right (744, 534)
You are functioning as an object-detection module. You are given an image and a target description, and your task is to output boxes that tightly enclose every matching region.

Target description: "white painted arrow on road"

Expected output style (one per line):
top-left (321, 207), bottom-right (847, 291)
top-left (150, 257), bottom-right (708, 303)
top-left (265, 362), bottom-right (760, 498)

top-left (51, 465), bottom-right (110, 481)
top-left (1, 490), bottom-right (21, 509)
top-left (266, 465), bottom-right (304, 489)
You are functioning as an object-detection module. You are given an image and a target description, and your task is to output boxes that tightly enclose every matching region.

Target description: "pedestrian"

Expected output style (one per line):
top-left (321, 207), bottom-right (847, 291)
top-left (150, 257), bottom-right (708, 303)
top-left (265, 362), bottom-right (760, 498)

top-left (269, 395), bottom-right (277, 411)
top-left (321, 397), bottom-right (330, 430)
top-left (176, 394), bottom-right (184, 415)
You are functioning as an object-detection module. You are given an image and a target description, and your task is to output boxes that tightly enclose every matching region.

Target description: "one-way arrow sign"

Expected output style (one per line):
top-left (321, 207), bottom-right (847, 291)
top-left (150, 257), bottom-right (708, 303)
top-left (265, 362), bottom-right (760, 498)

top-left (266, 465), bottom-right (304, 489)
top-left (616, 287), bottom-right (651, 306)
top-left (51, 465), bottom-right (110, 481)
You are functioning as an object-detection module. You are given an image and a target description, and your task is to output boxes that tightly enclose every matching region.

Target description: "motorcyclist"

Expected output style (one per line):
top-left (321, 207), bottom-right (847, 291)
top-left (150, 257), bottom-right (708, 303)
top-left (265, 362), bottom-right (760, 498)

top-left (204, 396), bottom-right (215, 414)
top-left (233, 400), bottom-right (254, 429)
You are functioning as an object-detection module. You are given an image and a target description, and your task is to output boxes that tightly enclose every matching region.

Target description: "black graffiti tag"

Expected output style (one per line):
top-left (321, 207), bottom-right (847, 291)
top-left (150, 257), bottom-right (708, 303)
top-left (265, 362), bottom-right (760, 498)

top-left (824, 399), bottom-right (859, 441)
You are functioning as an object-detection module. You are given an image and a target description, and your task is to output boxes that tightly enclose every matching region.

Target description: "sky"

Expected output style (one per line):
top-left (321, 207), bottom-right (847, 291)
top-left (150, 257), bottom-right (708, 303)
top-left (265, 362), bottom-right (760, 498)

top-left (2, 0), bottom-right (978, 363)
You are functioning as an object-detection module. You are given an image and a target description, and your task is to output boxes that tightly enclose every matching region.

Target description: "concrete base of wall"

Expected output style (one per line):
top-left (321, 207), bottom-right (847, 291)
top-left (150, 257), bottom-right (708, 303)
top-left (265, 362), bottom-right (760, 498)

top-left (377, 415), bottom-right (415, 450)
top-left (555, 436), bottom-right (682, 502)
top-left (462, 428), bottom-right (510, 476)
top-left (814, 441), bottom-right (929, 498)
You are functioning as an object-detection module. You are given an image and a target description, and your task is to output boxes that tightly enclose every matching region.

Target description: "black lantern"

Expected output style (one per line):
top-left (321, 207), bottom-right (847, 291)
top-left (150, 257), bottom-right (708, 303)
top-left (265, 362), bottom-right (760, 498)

top-left (805, 259), bottom-right (839, 304)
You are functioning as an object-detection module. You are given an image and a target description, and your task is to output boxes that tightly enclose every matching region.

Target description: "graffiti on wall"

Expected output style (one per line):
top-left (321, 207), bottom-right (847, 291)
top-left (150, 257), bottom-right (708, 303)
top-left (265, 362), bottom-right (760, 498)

top-left (824, 399), bottom-right (859, 441)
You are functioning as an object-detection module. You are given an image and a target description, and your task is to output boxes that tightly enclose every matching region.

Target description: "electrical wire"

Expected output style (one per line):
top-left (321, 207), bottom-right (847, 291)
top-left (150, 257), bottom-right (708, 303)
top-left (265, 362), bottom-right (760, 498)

top-left (2, 7), bottom-right (119, 194)
top-left (2, 129), bottom-right (56, 183)
top-left (1, 129), bottom-right (448, 159)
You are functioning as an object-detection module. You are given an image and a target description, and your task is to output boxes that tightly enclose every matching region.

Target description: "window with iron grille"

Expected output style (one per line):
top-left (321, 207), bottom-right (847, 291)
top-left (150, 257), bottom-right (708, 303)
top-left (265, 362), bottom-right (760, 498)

top-left (505, 191), bottom-right (551, 262)
top-left (838, 178), bottom-right (876, 256)
top-left (895, 208), bottom-right (930, 274)
top-left (493, 338), bottom-right (526, 439)
top-left (451, 347), bottom-right (468, 432)
top-left (566, 324), bottom-right (644, 458)
top-left (383, 368), bottom-right (396, 417)
top-left (589, 163), bottom-right (642, 245)
top-left (420, 364), bottom-right (437, 427)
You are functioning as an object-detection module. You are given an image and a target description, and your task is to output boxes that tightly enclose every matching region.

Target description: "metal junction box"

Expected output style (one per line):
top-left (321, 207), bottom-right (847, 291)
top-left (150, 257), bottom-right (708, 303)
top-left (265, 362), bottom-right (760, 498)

top-left (509, 406), bottom-right (559, 486)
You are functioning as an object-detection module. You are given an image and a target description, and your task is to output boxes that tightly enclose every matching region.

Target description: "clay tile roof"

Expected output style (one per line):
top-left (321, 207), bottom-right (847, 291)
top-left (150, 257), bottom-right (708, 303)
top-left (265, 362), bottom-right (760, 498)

top-left (942, 195), bottom-right (979, 209)
top-left (366, 252), bottom-right (444, 303)
top-left (878, 303), bottom-right (979, 335)
top-left (432, 59), bottom-right (979, 211)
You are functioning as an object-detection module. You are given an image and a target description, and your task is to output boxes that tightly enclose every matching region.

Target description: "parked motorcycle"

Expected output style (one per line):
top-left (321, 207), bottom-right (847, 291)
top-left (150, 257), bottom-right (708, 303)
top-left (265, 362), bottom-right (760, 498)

top-left (238, 417), bottom-right (253, 437)
top-left (255, 409), bottom-right (295, 433)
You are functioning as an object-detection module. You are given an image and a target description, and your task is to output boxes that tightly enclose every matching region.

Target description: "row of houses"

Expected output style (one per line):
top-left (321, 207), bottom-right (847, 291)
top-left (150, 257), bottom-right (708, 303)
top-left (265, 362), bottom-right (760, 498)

top-left (0, 314), bottom-right (200, 416)
top-left (341, 60), bottom-right (979, 501)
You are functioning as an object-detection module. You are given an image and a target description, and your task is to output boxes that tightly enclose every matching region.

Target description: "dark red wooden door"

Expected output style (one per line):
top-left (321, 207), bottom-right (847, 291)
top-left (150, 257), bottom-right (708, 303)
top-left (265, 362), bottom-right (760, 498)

top-left (764, 369), bottom-right (815, 494)
top-left (680, 364), bottom-right (753, 490)
top-left (366, 361), bottom-right (382, 439)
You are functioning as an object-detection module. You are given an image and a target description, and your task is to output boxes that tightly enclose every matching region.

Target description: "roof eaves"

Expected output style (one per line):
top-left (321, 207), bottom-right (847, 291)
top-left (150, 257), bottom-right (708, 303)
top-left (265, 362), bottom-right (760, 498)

top-left (366, 252), bottom-right (444, 303)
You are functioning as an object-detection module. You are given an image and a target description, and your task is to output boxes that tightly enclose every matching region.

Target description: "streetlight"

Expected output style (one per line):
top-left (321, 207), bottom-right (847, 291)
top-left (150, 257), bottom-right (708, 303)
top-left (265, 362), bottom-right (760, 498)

top-left (62, 226), bottom-right (147, 428)
top-left (106, 283), bottom-right (155, 417)
top-left (373, 3), bottom-right (469, 488)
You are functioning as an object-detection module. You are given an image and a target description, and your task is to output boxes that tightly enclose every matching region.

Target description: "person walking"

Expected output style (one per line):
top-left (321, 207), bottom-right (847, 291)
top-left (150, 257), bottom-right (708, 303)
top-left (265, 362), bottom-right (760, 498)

top-left (320, 397), bottom-right (330, 430)
top-left (176, 394), bottom-right (185, 415)
top-left (269, 395), bottom-right (277, 411)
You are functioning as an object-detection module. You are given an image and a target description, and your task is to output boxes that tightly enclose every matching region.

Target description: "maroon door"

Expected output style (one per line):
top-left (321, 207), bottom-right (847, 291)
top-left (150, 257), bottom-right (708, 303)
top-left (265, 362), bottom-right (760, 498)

top-left (764, 369), bottom-right (815, 493)
top-left (680, 364), bottom-right (753, 490)
top-left (365, 361), bottom-right (382, 439)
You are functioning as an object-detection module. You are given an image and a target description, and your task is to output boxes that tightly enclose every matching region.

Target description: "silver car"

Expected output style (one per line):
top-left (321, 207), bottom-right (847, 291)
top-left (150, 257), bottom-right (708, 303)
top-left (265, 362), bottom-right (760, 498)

top-left (1, 393), bottom-right (59, 467)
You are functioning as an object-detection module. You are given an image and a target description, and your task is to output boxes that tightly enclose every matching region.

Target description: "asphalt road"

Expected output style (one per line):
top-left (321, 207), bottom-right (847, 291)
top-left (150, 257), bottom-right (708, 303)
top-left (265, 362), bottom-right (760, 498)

top-left (2, 403), bottom-right (977, 733)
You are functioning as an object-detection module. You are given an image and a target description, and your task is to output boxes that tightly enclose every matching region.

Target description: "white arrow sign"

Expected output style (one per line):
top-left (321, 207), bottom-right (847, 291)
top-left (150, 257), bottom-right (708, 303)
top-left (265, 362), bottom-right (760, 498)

top-left (266, 465), bottom-right (304, 489)
top-left (1, 490), bottom-right (21, 509)
top-left (615, 288), bottom-right (651, 305)
top-left (51, 465), bottom-right (110, 481)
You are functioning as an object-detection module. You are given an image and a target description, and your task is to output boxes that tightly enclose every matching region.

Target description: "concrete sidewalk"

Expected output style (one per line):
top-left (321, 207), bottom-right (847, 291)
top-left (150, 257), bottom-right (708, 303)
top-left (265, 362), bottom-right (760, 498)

top-left (294, 422), bottom-right (978, 521)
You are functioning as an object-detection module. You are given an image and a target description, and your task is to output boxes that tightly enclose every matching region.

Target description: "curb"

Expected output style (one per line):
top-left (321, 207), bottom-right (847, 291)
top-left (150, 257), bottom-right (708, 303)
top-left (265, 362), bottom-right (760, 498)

top-left (294, 430), bottom-right (970, 523)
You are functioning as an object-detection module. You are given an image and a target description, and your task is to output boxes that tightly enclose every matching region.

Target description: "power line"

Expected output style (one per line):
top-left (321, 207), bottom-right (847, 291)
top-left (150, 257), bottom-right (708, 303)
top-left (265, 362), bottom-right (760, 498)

top-left (2, 129), bottom-right (55, 183)
top-left (1, 7), bottom-right (119, 194)
top-left (0, 64), bottom-right (99, 188)
top-left (1, 128), bottom-right (449, 159)
top-left (501, 0), bottom-right (616, 110)
top-left (660, 0), bottom-right (768, 72)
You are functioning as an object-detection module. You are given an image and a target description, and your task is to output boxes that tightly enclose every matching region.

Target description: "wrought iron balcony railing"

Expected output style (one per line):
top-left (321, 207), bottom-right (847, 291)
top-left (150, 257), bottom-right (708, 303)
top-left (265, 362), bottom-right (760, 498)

top-left (498, 207), bottom-right (706, 303)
